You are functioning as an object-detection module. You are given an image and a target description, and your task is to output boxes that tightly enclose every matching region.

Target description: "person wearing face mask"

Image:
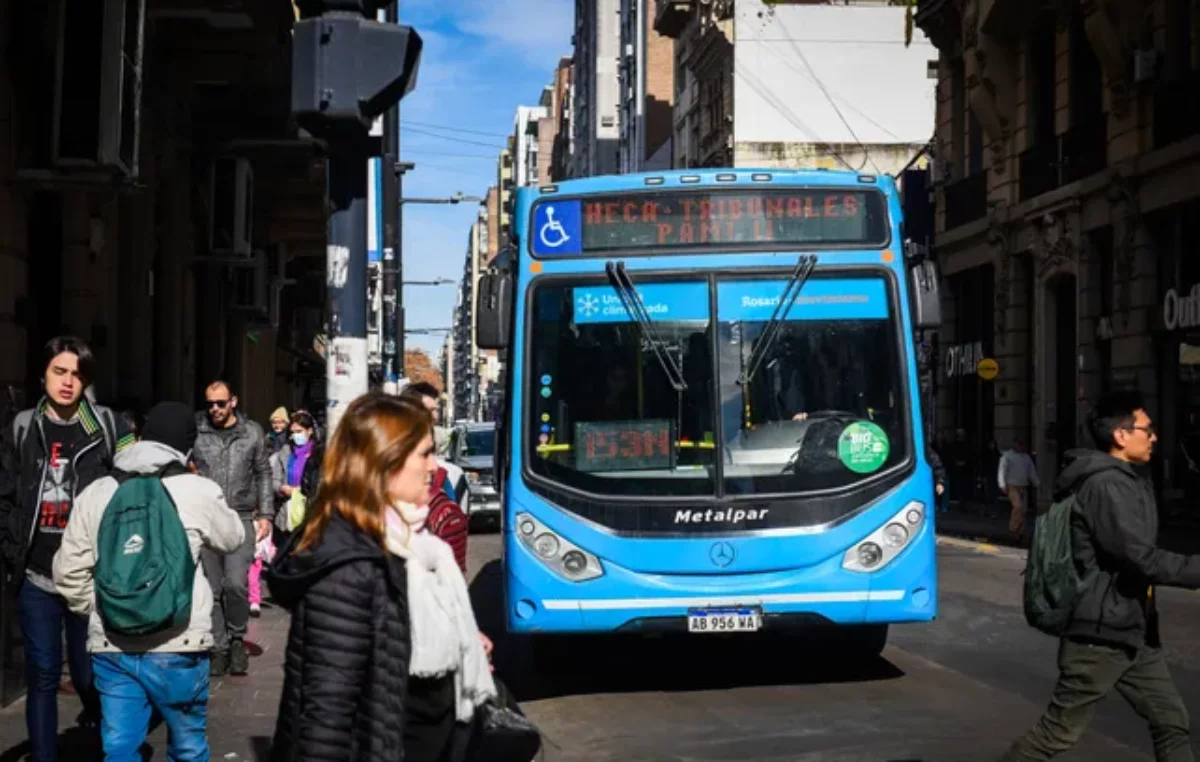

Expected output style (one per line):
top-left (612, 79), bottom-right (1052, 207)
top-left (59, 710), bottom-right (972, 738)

top-left (268, 412), bottom-right (323, 559)
top-left (268, 394), bottom-right (497, 762)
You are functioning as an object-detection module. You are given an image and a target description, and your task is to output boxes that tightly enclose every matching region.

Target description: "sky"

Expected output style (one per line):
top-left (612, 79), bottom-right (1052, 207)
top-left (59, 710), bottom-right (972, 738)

top-left (396, 0), bottom-right (572, 359)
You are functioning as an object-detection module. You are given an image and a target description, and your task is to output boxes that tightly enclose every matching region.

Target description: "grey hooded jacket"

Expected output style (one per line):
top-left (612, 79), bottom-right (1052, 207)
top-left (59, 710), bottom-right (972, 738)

top-left (53, 440), bottom-right (245, 653)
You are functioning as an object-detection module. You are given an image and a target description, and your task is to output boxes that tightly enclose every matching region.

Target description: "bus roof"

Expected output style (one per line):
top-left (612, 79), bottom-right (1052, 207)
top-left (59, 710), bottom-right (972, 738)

top-left (526, 168), bottom-right (898, 199)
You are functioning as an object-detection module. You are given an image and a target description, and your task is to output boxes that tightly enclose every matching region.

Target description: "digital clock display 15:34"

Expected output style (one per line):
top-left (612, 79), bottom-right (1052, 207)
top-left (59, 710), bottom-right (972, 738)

top-left (574, 419), bottom-right (676, 473)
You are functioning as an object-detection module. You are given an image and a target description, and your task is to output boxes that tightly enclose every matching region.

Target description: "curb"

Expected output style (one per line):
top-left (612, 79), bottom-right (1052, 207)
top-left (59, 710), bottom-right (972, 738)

top-left (936, 534), bottom-right (1026, 559)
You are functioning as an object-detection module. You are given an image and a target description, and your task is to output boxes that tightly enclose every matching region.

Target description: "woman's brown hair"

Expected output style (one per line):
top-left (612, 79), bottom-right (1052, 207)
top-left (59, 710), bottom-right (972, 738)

top-left (295, 392), bottom-right (432, 551)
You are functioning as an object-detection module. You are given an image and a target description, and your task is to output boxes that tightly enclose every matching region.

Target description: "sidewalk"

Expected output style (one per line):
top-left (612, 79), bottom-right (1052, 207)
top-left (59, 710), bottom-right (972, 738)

top-left (936, 501), bottom-right (1200, 554)
top-left (0, 600), bottom-right (289, 761)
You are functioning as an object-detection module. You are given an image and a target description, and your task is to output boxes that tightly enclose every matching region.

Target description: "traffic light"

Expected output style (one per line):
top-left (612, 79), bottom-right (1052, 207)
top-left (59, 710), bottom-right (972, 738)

top-left (291, 13), bottom-right (422, 140)
top-left (293, 1), bottom-right (394, 19)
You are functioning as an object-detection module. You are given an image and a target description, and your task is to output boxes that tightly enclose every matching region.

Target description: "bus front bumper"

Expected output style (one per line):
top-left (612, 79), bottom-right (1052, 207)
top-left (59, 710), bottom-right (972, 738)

top-left (502, 527), bottom-right (937, 635)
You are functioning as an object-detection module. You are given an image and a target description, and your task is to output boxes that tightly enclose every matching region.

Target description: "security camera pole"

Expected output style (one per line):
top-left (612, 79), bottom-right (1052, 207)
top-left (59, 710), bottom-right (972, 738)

top-left (292, 0), bottom-right (422, 432)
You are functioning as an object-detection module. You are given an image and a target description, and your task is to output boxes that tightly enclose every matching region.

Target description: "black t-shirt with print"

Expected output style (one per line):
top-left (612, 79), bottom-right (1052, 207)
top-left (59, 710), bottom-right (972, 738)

top-left (26, 418), bottom-right (90, 578)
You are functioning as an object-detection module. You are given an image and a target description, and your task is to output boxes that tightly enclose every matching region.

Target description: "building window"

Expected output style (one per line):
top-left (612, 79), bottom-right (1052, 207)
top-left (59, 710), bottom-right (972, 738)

top-left (943, 264), bottom-right (996, 502)
top-left (949, 58), bottom-right (965, 181)
top-left (1028, 18), bottom-right (1058, 148)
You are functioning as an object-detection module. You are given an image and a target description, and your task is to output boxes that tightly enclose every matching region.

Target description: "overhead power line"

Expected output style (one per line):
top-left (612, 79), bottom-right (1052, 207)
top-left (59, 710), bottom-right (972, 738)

top-left (782, 36), bottom-right (881, 174)
top-left (401, 119), bottom-right (510, 139)
top-left (403, 125), bottom-right (506, 149)
top-left (401, 148), bottom-right (499, 160)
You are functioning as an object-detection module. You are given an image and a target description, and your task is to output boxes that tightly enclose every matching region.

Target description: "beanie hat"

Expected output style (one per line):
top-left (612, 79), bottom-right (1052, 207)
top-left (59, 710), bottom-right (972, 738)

top-left (141, 402), bottom-right (198, 457)
top-left (270, 406), bottom-right (289, 423)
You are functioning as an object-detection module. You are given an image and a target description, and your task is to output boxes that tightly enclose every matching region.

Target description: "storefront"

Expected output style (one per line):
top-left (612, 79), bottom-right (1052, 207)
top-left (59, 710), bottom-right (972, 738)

top-left (1153, 198), bottom-right (1200, 534)
top-left (937, 263), bottom-right (998, 502)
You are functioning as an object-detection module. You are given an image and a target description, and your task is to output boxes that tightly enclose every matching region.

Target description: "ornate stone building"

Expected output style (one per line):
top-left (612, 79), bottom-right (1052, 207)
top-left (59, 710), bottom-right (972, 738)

top-left (917, 0), bottom-right (1200, 526)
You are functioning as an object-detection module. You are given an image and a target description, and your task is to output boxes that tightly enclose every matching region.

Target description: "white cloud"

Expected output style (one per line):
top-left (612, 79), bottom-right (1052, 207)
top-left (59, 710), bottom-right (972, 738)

top-left (387, 0), bottom-right (573, 353)
top-left (403, 0), bottom-right (572, 69)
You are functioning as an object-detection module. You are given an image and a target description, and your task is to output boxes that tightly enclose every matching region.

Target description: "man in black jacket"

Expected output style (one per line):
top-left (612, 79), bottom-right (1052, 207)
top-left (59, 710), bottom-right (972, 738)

top-left (192, 379), bottom-right (273, 676)
top-left (1000, 390), bottom-right (1200, 761)
top-left (0, 336), bottom-right (133, 762)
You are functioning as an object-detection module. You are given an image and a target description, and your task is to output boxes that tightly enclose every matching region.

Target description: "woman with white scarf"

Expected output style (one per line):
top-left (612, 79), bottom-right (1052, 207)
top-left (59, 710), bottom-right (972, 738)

top-left (269, 393), bottom-right (497, 762)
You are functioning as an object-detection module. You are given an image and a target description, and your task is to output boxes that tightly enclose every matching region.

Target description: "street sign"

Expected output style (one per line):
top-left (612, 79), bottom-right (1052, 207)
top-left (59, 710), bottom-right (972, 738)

top-left (976, 357), bottom-right (999, 381)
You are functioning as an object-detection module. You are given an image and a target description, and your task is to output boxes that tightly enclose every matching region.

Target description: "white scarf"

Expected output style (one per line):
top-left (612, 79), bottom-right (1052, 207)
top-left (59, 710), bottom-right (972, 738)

top-left (385, 504), bottom-right (497, 722)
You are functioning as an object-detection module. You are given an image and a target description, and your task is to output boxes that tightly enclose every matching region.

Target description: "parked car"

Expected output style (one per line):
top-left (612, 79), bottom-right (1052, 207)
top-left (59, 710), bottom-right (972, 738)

top-left (449, 422), bottom-right (499, 529)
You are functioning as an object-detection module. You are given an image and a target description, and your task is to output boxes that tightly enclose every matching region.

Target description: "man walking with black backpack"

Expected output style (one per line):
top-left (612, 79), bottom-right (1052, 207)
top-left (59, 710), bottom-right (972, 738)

top-left (0, 336), bottom-right (133, 762)
top-left (1001, 390), bottom-right (1200, 761)
top-left (53, 401), bottom-right (244, 761)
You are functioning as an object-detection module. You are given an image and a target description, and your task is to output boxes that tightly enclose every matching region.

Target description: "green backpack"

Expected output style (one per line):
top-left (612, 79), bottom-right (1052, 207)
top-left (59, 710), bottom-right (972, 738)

top-left (1023, 492), bottom-right (1096, 636)
top-left (95, 463), bottom-right (195, 637)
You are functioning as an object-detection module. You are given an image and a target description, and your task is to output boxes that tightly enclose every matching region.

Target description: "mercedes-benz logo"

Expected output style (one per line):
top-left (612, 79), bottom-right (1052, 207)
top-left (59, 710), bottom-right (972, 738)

top-left (709, 541), bottom-right (735, 568)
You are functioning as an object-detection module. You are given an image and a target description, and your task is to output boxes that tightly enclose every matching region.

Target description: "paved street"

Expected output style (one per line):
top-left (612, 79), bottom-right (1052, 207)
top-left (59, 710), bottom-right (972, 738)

top-left (2, 531), bottom-right (1199, 760)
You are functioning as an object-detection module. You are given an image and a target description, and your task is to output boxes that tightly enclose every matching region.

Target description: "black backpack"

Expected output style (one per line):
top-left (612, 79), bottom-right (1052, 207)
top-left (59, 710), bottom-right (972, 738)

top-left (1023, 492), bottom-right (1097, 636)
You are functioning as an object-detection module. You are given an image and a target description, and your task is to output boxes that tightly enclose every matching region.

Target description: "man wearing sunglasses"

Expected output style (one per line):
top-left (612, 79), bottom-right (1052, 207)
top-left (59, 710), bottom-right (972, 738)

top-left (192, 380), bottom-right (272, 677)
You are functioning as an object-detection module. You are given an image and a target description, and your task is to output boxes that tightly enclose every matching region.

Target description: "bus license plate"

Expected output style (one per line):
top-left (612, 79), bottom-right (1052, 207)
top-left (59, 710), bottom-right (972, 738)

top-left (686, 607), bottom-right (762, 633)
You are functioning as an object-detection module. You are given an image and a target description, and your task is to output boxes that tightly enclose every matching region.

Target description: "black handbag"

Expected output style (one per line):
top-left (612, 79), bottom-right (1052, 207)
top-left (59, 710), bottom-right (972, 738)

top-left (462, 678), bottom-right (541, 762)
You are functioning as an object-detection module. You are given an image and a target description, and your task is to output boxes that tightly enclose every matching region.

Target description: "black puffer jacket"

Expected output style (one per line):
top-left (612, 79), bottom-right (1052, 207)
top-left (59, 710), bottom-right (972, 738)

top-left (268, 512), bottom-right (411, 761)
top-left (1061, 449), bottom-right (1200, 649)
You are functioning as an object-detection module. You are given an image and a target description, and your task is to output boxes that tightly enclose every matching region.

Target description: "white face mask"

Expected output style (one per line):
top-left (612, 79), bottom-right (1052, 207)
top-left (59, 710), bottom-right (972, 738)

top-left (291, 432), bottom-right (309, 447)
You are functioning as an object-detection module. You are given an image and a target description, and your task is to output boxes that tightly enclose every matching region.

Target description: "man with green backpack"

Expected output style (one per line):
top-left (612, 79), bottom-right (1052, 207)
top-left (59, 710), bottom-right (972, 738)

top-left (1002, 390), bottom-right (1200, 761)
top-left (52, 402), bottom-right (245, 761)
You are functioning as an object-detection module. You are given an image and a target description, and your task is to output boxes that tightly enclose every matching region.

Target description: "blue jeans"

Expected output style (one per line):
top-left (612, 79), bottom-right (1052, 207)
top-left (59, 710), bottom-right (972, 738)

top-left (18, 580), bottom-right (98, 762)
top-left (92, 652), bottom-right (211, 762)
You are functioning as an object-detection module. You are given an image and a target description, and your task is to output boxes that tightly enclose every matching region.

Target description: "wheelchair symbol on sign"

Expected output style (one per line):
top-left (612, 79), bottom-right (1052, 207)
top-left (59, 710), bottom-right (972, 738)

top-left (539, 207), bottom-right (571, 249)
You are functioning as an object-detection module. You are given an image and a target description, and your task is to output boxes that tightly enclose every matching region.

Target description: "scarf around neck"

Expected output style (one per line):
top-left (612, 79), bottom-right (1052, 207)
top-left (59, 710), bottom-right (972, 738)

top-left (384, 505), bottom-right (496, 721)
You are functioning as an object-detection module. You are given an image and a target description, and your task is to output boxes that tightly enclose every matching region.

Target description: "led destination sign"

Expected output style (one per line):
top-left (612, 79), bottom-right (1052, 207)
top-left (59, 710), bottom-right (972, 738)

top-left (574, 419), bottom-right (676, 473)
top-left (530, 189), bottom-right (887, 257)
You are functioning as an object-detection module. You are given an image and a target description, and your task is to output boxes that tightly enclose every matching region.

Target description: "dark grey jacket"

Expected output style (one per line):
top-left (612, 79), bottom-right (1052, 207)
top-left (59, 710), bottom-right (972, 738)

top-left (1059, 448), bottom-right (1200, 649)
top-left (192, 412), bottom-right (273, 520)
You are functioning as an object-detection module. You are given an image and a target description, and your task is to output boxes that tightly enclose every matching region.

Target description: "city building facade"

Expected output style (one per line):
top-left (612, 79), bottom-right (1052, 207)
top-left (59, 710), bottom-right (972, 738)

top-left (656, 0), bottom-right (935, 172)
top-left (915, 0), bottom-right (1200, 534)
top-left (619, 0), bottom-right (676, 172)
top-left (572, 0), bottom-right (621, 176)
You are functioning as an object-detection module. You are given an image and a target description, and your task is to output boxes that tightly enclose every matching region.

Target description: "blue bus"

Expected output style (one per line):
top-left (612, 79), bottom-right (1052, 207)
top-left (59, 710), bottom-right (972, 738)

top-left (475, 168), bottom-right (942, 655)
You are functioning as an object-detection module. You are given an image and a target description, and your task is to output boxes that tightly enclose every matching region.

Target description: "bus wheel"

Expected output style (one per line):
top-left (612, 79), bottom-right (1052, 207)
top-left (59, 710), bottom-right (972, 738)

top-left (842, 625), bottom-right (888, 657)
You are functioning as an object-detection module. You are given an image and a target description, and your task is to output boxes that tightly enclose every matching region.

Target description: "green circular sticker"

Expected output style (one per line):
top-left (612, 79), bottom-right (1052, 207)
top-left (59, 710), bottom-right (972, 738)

top-left (837, 421), bottom-right (890, 474)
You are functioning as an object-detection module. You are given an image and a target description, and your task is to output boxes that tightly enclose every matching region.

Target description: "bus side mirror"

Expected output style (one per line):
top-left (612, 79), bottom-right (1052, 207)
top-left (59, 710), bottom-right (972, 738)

top-left (910, 259), bottom-right (942, 329)
top-left (476, 269), bottom-right (512, 350)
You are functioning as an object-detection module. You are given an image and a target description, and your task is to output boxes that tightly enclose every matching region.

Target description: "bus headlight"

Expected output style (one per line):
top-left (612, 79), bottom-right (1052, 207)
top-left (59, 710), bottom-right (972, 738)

top-left (843, 501), bottom-right (924, 573)
top-left (515, 512), bottom-right (604, 582)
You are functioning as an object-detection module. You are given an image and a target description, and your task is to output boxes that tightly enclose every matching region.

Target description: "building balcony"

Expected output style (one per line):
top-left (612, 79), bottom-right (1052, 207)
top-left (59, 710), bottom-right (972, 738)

top-left (1060, 121), bottom-right (1107, 185)
top-left (943, 172), bottom-right (988, 230)
top-left (654, 0), bottom-right (694, 38)
top-left (1018, 120), bottom-right (1107, 202)
top-left (1154, 71), bottom-right (1200, 149)
top-left (913, 0), bottom-right (959, 52)
top-left (1018, 139), bottom-right (1059, 202)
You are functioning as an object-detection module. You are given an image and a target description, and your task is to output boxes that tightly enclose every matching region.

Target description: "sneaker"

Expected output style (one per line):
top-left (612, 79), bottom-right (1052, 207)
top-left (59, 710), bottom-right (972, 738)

top-left (210, 650), bottom-right (229, 676)
top-left (250, 603), bottom-right (261, 617)
top-left (229, 640), bottom-right (249, 676)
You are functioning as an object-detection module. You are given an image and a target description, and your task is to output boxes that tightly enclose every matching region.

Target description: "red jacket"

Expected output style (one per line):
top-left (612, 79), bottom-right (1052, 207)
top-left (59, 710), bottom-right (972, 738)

top-left (427, 467), bottom-right (468, 574)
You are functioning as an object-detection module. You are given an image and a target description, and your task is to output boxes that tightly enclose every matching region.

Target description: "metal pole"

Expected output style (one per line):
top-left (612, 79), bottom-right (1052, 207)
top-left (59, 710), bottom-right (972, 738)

top-left (380, 0), bottom-right (401, 393)
top-left (396, 162), bottom-right (409, 373)
top-left (326, 145), bottom-right (369, 434)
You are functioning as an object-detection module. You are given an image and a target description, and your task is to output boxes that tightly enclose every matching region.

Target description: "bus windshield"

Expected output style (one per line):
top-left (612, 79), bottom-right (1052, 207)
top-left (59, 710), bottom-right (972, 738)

top-left (525, 273), bottom-right (908, 500)
top-left (717, 275), bottom-right (908, 494)
top-left (527, 278), bottom-right (716, 496)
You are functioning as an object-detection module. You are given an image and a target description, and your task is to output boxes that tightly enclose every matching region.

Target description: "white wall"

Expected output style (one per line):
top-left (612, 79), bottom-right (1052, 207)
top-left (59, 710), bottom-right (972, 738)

top-left (733, 2), bottom-right (936, 148)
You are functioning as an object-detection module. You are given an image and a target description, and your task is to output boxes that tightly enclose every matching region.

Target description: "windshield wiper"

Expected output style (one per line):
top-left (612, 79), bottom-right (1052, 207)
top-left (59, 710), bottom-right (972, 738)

top-left (738, 254), bottom-right (817, 387)
top-left (605, 261), bottom-right (688, 392)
